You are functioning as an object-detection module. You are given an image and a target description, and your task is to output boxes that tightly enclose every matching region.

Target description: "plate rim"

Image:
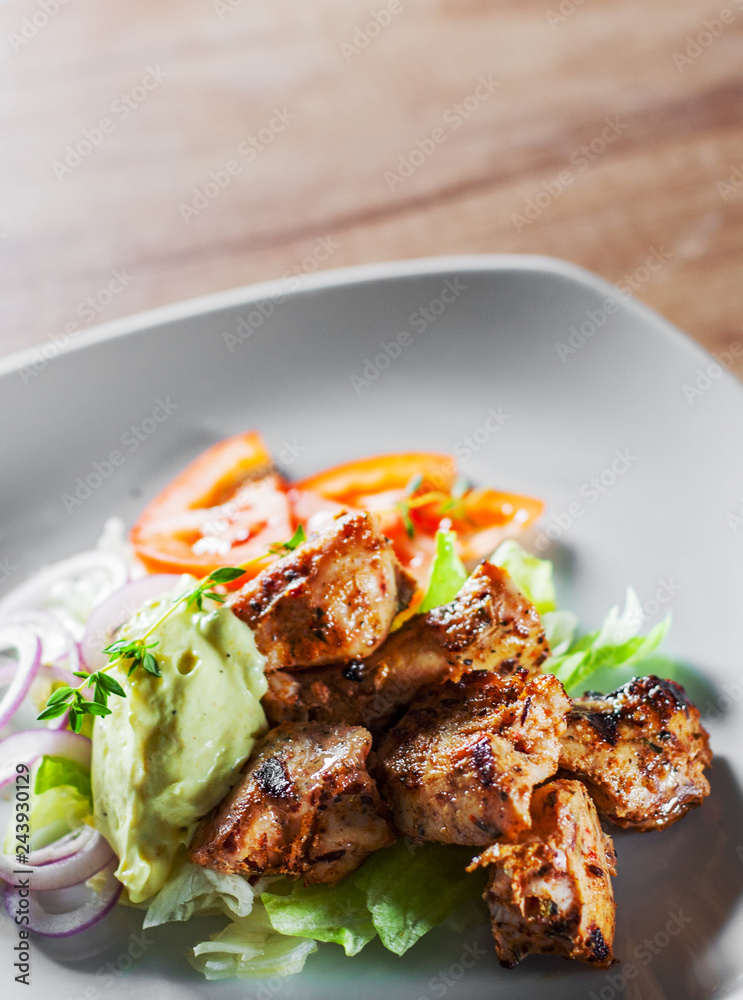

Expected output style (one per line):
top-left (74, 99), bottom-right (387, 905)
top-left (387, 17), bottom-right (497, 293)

top-left (2, 253), bottom-right (741, 400)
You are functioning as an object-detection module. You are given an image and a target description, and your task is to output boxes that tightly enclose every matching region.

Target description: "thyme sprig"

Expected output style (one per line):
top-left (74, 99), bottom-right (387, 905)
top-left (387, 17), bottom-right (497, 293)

top-left (36, 565), bottom-right (247, 732)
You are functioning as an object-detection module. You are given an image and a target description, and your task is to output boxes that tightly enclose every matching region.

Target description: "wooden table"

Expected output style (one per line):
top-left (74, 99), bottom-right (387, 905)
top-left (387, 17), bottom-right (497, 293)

top-left (1, 0), bottom-right (742, 378)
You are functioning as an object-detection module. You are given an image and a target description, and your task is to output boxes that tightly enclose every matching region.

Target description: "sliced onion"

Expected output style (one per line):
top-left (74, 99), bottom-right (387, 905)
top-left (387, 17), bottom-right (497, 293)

top-left (0, 826), bottom-right (113, 890)
top-left (28, 827), bottom-right (99, 867)
top-left (0, 626), bottom-right (41, 729)
top-left (4, 857), bottom-right (121, 937)
top-left (81, 574), bottom-right (181, 671)
top-left (0, 609), bottom-right (80, 674)
top-left (0, 551), bottom-right (129, 620)
top-left (0, 729), bottom-right (91, 790)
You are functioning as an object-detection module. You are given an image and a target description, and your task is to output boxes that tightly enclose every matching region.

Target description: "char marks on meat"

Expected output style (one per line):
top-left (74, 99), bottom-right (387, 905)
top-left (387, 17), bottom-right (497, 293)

top-left (559, 675), bottom-right (712, 830)
top-left (375, 669), bottom-right (571, 845)
top-left (189, 722), bottom-right (394, 884)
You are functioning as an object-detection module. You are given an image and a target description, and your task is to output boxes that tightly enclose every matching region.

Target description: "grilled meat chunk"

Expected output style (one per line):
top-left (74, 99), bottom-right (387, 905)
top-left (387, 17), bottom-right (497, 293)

top-left (375, 670), bottom-right (571, 844)
top-left (231, 511), bottom-right (414, 671)
top-left (470, 779), bottom-right (617, 968)
top-left (262, 561), bottom-right (550, 730)
top-left (189, 722), bottom-right (394, 884)
top-left (559, 676), bottom-right (712, 831)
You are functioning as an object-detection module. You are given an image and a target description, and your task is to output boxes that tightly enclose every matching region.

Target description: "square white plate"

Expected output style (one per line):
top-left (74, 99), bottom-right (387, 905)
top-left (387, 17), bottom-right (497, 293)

top-left (1, 255), bottom-right (742, 1000)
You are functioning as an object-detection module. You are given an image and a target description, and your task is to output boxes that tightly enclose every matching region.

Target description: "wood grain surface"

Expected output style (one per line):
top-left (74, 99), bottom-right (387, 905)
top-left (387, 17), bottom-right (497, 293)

top-left (1, 0), bottom-right (742, 377)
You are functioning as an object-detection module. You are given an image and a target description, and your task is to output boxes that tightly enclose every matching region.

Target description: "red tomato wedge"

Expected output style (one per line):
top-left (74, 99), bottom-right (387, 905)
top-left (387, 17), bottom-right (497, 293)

top-left (130, 431), bottom-right (294, 581)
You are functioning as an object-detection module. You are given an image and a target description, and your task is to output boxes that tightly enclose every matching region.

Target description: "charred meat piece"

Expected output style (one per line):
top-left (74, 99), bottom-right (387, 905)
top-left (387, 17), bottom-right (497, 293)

top-left (262, 561), bottom-right (551, 731)
top-left (375, 669), bottom-right (571, 845)
top-left (231, 512), bottom-right (415, 671)
top-left (189, 722), bottom-right (394, 884)
top-left (470, 779), bottom-right (617, 968)
top-left (559, 675), bottom-right (712, 831)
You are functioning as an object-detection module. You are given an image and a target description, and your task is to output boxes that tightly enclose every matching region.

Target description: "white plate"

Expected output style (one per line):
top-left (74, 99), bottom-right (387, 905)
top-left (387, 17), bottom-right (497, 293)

top-left (1, 255), bottom-right (742, 1000)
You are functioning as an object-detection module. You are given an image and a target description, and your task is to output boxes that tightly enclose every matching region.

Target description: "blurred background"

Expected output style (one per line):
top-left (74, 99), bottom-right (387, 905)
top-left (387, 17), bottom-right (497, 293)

top-left (0, 0), bottom-right (741, 376)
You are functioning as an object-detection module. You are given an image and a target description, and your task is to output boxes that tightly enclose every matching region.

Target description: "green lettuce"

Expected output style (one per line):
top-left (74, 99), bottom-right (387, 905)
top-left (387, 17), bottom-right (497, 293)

top-left (419, 530), bottom-right (467, 613)
top-left (189, 906), bottom-right (317, 980)
top-left (262, 840), bottom-right (487, 958)
top-left (35, 755), bottom-right (92, 798)
top-left (546, 587), bottom-right (671, 695)
top-left (491, 540), bottom-right (577, 653)
top-left (144, 860), bottom-right (257, 928)
top-left (491, 539), bottom-right (556, 614)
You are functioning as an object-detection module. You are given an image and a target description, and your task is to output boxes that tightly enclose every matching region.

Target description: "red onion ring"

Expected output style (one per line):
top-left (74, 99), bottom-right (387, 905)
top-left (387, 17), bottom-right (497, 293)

top-left (80, 574), bottom-right (181, 672)
top-left (27, 827), bottom-right (98, 867)
top-left (0, 825), bottom-right (113, 890)
top-left (0, 551), bottom-right (128, 619)
top-left (0, 609), bottom-right (80, 675)
top-left (0, 626), bottom-right (41, 730)
top-left (0, 729), bottom-right (91, 790)
top-left (4, 857), bottom-right (121, 937)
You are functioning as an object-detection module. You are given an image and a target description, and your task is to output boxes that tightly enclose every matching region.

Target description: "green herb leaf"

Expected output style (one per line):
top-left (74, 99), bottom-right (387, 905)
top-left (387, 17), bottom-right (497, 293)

top-left (45, 685), bottom-right (74, 706)
top-left (36, 703), bottom-right (70, 721)
top-left (208, 566), bottom-right (246, 584)
top-left (143, 651), bottom-right (162, 677)
top-left (269, 525), bottom-right (307, 555)
top-left (96, 673), bottom-right (126, 698)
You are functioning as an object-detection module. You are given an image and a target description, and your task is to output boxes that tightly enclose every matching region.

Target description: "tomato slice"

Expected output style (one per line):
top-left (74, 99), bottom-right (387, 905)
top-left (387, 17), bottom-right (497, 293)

top-left (295, 451), bottom-right (457, 505)
top-left (130, 431), bottom-right (294, 580)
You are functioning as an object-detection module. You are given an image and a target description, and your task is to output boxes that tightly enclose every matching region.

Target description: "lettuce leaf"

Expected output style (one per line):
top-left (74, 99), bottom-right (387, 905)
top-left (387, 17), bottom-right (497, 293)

top-left (35, 755), bottom-right (92, 799)
top-left (353, 841), bottom-right (487, 955)
top-left (262, 841), bottom-right (487, 959)
top-left (490, 539), bottom-right (556, 614)
top-left (546, 587), bottom-right (671, 695)
top-left (144, 860), bottom-right (257, 928)
top-left (263, 879), bottom-right (375, 956)
top-left (419, 530), bottom-right (467, 613)
top-left (189, 906), bottom-right (317, 980)
top-left (28, 785), bottom-right (92, 851)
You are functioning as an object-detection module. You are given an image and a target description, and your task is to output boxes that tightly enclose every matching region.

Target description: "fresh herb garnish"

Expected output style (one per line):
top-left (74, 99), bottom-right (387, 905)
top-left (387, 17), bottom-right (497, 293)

top-left (269, 524), bottom-right (307, 555)
top-left (395, 474), bottom-right (424, 539)
top-left (36, 565), bottom-right (247, 732)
